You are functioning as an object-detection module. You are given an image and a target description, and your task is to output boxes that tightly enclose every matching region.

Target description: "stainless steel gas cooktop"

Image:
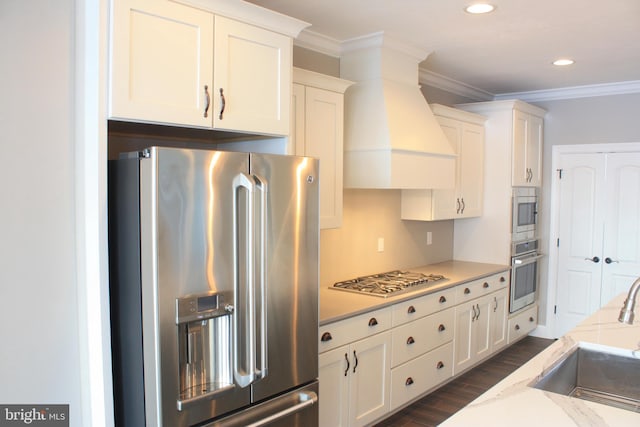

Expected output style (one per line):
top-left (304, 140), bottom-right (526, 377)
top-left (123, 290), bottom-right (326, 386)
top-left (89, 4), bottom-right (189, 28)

top-left (331, 270), bottom-right (447, 297)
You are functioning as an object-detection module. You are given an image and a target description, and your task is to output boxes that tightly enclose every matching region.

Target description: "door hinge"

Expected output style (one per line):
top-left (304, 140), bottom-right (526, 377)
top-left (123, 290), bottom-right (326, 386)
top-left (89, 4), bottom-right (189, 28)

top-left (554, 305), bottom-right (557, 314)
top-left (557, 238), bottom-right (560, 247)
top-left (557, 168), bottom-right (563, 179)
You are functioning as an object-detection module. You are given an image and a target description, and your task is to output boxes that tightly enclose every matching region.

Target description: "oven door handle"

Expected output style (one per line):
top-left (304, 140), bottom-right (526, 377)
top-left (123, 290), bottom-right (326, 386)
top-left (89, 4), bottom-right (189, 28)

top-left (513, 253), bottom-right (544, 265)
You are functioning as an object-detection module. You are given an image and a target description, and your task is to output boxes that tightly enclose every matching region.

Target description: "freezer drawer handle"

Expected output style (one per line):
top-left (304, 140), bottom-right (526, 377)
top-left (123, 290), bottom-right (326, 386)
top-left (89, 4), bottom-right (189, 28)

top-left (245, 391), bottom-right (318, 427)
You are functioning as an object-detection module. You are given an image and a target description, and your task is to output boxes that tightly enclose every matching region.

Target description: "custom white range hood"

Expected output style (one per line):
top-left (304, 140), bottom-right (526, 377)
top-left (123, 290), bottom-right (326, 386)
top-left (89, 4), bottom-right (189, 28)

top-left (340, 33), bottom-right (455, 189)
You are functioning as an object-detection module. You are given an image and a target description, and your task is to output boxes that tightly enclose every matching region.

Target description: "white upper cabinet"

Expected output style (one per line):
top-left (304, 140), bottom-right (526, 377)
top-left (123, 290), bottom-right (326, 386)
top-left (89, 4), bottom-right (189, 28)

top-left (212, 15), bottom-right (291, 135)
top-left (110, 0), bottom-right (213, 128)
top-left (110, 0), bottom-right (304, 136)
top-left (401, 105), bottom-right (485, 221)
top-left (292, 68), bottom-right (352, 229)
top-left (512, 109), bottom-right (543, 187)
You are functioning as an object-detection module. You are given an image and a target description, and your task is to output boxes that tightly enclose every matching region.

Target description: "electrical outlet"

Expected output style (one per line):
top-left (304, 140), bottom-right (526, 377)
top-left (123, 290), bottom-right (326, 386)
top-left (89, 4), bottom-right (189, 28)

top-left (377, 237), bottom-right (384, 252)
top-left (427, 232), bottom-right (433, 245)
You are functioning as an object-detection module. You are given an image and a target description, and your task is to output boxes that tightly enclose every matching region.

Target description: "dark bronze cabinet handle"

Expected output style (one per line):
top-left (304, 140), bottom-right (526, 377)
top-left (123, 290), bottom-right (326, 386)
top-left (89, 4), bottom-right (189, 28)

top-left (321, 332), bottom-right (332, 342)
top-left (368, 317), bottom-right (378, 327)
top-left (499, 276), bottom-right (506, 282)
top-left (438, 324), bottom-right (446, 332)
top-left (344, 353), bottom-right (350, 376)
top-left (203, 85), bottom-right (210, 118)
top-left (439, 295), bottom-right (447, 303)
top-left (483, 282), bottom-right (489, 289)
top-left (407, 305), bottom-right (416, 314)
top-left (353, 350), bottom-right (358, 373)
top-left (436, 361), bottom-right (445, 370)
top-left (529, 316), bottom-right (535, 322)
top-left (464, 288), bottom-right (471, 295)
top-left (407, 336), bottom-right (415, 345)
top-left (515, 324), bottom-right (521, 330)
top-left (219, 88), bottom-right (226, 120)
top-left (405, 377), bottom-right (414, 386)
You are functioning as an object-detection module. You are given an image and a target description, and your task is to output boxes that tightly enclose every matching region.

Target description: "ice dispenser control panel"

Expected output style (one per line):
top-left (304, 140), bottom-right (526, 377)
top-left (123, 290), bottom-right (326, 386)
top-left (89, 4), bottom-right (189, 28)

top-left (176, 292), bottom-right (232, 324)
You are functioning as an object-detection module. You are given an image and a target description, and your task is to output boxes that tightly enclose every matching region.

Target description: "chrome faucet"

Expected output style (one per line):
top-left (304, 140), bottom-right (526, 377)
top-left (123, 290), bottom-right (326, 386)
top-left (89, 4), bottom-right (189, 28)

top-left (619, 277), bottom-right (640, 324)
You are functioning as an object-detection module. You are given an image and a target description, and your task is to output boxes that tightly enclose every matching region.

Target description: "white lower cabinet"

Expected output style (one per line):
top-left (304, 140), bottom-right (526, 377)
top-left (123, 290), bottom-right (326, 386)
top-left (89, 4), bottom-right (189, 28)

top-left (319, 271), bottom-right (513, 426)
top-left (390, 342), bottom-right (453, 410)
top-left (319, 331), bottom-right (391, 427)
top-left (508, 304), bottom-right (538, 344)
top-left (452, 272), bottom-right (509, 375)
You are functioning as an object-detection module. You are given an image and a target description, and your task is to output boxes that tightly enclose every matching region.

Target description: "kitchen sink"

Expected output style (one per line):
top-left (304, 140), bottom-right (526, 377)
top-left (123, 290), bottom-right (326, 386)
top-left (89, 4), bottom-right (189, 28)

top-left (531, 346), bottom-right (640, 413)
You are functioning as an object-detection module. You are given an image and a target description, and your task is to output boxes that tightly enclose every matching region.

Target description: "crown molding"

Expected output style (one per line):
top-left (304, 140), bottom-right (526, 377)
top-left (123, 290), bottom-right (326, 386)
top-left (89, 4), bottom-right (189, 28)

top-left (294, 29), bottom-right (342, 57)
top-left (494, 80), bottom-right (640, 102)
top-left (418, 69), bottom-right (493, 102)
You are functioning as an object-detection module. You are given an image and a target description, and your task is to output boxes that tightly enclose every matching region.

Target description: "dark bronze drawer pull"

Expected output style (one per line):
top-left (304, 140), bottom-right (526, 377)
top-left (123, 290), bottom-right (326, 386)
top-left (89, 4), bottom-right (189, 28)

top-left (499, 276), bottom-right (506, 282)
top-left (405, 377), bottom-right (414, 386)
top-left (407, 336), bottom-right (415, 345)
top-left (437, 361), bottom-right (445, 370)
top-left (464, 287), bottom-right (471, 295)
top-left (439, 295), bottom-right (447, 303)
top-left (368, 317), bottom-right (378, 327)
top-left (483, 282), bottom-right (489, 289)
top-left (515, 324), bottom-right (521, 331)
top-left (438, 324), bottom-right (446, 332)
top-left (407, 305), bottom-right (416, 314)
top-left (321, 332), bottom-right (332, 342)
top-left (344, 353), bottom-right (349, 376)
top-left (529, 316), bottom-right (535, 322)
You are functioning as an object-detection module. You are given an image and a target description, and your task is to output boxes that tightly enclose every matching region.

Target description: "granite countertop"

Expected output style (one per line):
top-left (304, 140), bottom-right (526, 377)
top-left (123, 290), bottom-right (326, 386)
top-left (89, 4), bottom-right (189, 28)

top-left (319, 260), bottom-right (510, 325)
top-left (441, 292), bottom-right (640, 426)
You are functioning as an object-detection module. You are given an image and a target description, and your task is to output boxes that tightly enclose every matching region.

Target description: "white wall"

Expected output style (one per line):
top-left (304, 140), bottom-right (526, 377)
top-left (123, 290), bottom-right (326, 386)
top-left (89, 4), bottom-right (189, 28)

top-left (533, 93), bottom-right (640, 331)
top-left (0, 0), bottom-right (83, 421)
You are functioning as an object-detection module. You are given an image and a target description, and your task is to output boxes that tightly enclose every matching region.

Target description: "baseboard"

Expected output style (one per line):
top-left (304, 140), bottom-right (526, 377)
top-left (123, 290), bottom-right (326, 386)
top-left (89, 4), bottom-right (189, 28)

top-left (529, 324), bottom-right (556, 340)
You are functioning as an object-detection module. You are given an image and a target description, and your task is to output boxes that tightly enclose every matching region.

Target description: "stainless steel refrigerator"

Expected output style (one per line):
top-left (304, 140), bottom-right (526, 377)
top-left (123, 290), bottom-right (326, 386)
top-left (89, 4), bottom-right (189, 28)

top-left (109, 147), bottom-right (319, 426)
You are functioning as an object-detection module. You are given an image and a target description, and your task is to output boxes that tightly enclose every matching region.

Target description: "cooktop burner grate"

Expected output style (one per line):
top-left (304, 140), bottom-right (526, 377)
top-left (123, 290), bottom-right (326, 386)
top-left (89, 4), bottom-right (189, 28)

top-left (331, 270), bottom-right (447, 297)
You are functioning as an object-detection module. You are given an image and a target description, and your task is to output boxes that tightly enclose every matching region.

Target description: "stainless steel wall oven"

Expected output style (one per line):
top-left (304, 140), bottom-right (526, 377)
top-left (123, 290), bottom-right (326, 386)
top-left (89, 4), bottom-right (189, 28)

top-left (510, 239), bottom-right (542, 313)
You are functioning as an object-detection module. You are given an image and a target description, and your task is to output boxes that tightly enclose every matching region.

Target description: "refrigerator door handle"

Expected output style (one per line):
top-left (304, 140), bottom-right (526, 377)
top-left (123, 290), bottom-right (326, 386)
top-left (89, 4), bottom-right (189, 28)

top-left (233, 172), bottom-right (256, 388)
top-left (253, 174), bottom-right (268, 380)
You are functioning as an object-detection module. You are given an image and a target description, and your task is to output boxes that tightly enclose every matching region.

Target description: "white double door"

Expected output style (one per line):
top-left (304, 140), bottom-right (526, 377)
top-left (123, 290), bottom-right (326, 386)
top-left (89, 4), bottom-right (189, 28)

top-left (555, 150), bottom-right (640, 336)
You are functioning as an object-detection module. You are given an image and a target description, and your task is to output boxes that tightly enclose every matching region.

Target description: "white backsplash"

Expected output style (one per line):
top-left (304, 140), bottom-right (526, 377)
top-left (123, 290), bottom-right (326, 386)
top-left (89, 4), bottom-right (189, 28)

top-left (320, 189), bottom-right (454, 287)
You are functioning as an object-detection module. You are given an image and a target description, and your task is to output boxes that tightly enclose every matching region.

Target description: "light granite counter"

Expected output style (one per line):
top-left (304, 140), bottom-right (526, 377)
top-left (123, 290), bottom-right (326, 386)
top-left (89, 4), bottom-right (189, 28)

top-left (441, 292), bottom-right (640, 426)
top-left (319, 260), bottom-right (510, 325)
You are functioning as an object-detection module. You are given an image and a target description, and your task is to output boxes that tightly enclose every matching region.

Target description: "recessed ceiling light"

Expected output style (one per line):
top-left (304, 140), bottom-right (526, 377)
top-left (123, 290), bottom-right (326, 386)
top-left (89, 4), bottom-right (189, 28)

top-left (553, 58), bottom-right (575, 66)
top-left (465, 3), bottom-right (496, 14)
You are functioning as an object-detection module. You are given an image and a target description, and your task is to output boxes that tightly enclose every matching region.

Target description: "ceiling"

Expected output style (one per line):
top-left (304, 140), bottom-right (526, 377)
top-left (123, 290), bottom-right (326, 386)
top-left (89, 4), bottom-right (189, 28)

top-left (245, 0), bottom-right (640, 98)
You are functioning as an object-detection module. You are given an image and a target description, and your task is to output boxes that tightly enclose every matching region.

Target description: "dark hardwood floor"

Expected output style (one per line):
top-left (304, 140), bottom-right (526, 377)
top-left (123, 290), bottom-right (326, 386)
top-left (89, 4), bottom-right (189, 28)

top-left (375, 336), bottom-right (555, 427)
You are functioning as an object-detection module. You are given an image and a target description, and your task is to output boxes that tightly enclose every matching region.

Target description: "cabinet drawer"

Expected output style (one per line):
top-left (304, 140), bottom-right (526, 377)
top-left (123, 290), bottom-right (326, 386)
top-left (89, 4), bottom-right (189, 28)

top-left (390, 342), bottom-right (453, 411)
top-left (455, 272), bottom-right (509, 304)
top-left (391, 308), bottom-right (454, 367)
top-left (507, 304), bottom-right (538, 344)
top-left (319, 307), bottom-right (392, 353)
top-left (391, 287), bottom-right (456, 326)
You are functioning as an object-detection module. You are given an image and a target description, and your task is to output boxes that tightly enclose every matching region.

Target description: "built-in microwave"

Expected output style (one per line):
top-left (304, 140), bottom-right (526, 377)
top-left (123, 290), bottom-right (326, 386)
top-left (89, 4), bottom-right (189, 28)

top-left (512, 187), bottom-right (538, 242)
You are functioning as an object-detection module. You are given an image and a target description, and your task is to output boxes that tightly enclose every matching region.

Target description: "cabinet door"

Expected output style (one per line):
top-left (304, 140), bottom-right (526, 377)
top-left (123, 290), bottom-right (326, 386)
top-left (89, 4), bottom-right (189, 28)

top-left (490, 288), bottom-right (509, 352)
top-left (349, 332), bottom-right (391, 427)
top-left (432, 118), bottom-right (460, 219)
top-left (527, 115), bottom-right (543, 187)
top-left (303, 87), bottom-right (344, 229)
top-left (213, 15), bottom-right (291, 135)
top-left (458, 122), bottom-right (484, 217)
top-left (512, 109), bottom-right (529, 186)
top-left (319, 346), bottom-right (350, 427)
top-left (453, 300), bottom-right (475, 375)
top-left (472, 295), bottom-right (492, 362)
top-left (110, 0), bottom-right (213, 127)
